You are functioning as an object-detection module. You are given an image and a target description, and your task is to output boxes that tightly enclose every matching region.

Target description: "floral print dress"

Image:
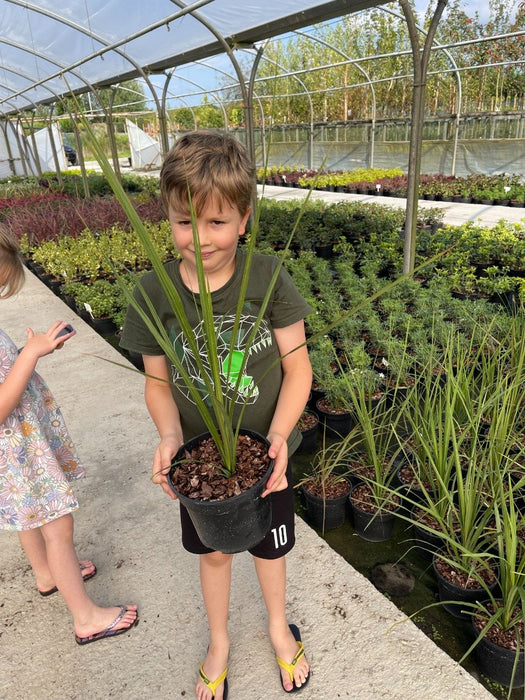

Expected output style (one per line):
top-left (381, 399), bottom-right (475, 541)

top-left (0, 328), bottom-right (85, 531)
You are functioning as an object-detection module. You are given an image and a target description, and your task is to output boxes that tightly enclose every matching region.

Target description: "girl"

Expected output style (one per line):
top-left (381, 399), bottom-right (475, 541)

top-left (0, 225), bottom-right (138, 645)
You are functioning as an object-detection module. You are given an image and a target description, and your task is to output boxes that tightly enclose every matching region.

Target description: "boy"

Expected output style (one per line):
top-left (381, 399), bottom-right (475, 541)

top-left (120, 131), bottom-right (312, 699)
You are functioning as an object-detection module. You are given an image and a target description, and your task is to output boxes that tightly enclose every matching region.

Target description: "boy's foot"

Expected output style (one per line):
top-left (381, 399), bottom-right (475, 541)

top-left (273, 624), bottom-right (310, 693)
top-left (198, 664), bottom-right (228, 700)
top-left (38, 560), bottom-right (97, 596)
top-left (196, 641), bottom-right (229, 700)
top-left (74, 604), bottom-right (138, 644)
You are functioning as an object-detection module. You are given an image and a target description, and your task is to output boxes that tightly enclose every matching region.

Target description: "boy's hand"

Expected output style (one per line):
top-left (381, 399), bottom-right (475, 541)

top-left (151, 436), bottom-right (181, 499)
top-left (262, 432), bottom-right (288, 497)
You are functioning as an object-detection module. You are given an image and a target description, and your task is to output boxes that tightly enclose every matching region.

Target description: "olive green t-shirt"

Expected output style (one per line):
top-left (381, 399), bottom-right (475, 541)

top-left (120, 249), bottom-right (313, 455)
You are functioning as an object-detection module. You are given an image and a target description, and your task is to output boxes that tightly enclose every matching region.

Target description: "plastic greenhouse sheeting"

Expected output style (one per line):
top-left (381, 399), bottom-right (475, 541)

top-left (126, 119), bottom-right (162, 170)
top-left (0, 0), bottom-right (385, 116)
top-left (0, 122), bottom-right (27, 177)
top-left (0, 121), bottom-right (68, 178)
top-left (33, 124), bottom-right (67, 173)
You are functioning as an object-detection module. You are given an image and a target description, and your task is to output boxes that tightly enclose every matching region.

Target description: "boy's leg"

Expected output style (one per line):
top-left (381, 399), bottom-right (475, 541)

top-left (253, 555), bottom-right (310, 692)
top-left (197, 551), bottom-right (232, 700)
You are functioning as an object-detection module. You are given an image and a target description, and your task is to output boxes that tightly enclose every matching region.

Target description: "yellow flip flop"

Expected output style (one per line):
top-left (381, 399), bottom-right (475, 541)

top-left (199, 663), bottom-right (228, 699)
top-left (276, 624), bottom-right (310, 693)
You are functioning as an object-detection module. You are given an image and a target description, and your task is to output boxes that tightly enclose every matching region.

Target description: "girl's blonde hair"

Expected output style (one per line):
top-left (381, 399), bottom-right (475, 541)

top-left (160, 130), bottom-right (255, 217)
top-left (0, 224), bottom-right (25, 299)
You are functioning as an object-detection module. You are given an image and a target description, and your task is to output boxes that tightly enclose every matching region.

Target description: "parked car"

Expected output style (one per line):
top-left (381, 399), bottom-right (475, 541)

top-left (64, 144), bottom-right (77, 165)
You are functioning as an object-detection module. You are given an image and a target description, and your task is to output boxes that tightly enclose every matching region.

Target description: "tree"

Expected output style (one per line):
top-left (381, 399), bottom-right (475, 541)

top-left (168, 107), bottom-right (195, 130)
top-left (195, 98), bottom-right (224, 128)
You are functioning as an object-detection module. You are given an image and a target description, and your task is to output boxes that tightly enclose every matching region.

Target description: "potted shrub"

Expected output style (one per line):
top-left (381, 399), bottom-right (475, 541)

top-left (61, 278), bottom-right (122, 334)
top-left (339, 365), bottom-right (406, 541)
top-left (462, 426), bottom-right (525, 689)
top-left (375, 335), bottom-right (416, 396)
top-left (296, 432), bottom-right (352, 533)
top-left (430, 444), bottom-right (498, 621)
top-left (314, 368), bottom-right (354, 438)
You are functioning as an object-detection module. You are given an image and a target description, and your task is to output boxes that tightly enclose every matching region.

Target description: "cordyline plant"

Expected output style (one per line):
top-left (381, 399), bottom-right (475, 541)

top-left (79, 114), bottom-right (447, 479)
top-left (454, 313), bottom-right (525, 696)
top-left (388, 313), bottom-right (525, 689)
top-left (393, 330), bottom-right (500, 577)
top-left (338, 368), bottom-right (405, 513)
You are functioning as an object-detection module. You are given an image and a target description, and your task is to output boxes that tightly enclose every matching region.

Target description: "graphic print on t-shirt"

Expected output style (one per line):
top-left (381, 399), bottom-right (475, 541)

top-left (169, 311), bottom-right (273, 407)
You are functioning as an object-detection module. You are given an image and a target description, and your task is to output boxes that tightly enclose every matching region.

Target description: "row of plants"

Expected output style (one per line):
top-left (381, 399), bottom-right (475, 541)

top-left (257, 166), bottom-right (525, 205)
top-left (0, 171), bottom-right (159, 202)
top-left (10, 197), bottom-right (414, 330)
top-left (9, 172), bottom-right (522, 309)
top-left (283, 239), bottom-right (523, 395)
top-left (0, 173), bottom-right (164, 247)
top-left (255, 200), bottom-right (525, 305)
top-left (256, 199), bottom-right (525, 303)
top-left (294, 313), bottom-right (525, 694)
top-left (15, 194), bottom-right (525, 339)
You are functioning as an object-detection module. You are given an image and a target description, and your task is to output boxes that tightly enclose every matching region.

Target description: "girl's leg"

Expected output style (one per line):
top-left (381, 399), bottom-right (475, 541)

top-left (196, 551), bottom-right (232, 700)
top-left (253, 555), bottom-right (309, 692)
top-left (18, 526), bottom-right (54, 592)
top-left (18, 527), bottom-right (95, 594)
top-left (20, 514), bottom-right (137, 638)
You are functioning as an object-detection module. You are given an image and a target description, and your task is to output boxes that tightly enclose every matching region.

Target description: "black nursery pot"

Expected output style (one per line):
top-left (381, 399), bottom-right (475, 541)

top-left (432, 555), bottom-right (498, 620)
top-left (410, 505), bottom-right (445, 561)
top-left (315, 399), bottom-right (354, 438)
top-left (300, 484), bottom-right (349, 531)
top-left (167, 430), bottom-right (273, 554)
top-left (295, 411), bottom-right (319, 455)
top-left (349, 484), bottom-right (399, 542)
top-left (471, 615), bottom-right (525, 688)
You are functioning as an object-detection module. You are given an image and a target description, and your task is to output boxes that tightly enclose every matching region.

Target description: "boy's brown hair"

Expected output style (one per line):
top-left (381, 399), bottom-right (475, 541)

top-left (0, 224), bottom-right (24, 299)
top-left (160, 130), bottom-right (255, 217)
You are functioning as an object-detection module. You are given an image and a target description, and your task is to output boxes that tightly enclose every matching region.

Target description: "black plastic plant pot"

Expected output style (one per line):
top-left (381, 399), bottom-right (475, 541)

top-left (350, 501), bottom-right (398, 542)
top-left (315, 399), bottom-right (354, 438)
top-left (471, 615), bottom-right (525, 688)
top-left (432, 555), bottom-right (498, 620)
top-left (300, 485), bottom-right (349, 531)
top-left (167, 430), bottom-right (273, 554)
top-left (410, 505), bottom-right (445, 561)
top-left (349, 484), bottom-right (399, 542)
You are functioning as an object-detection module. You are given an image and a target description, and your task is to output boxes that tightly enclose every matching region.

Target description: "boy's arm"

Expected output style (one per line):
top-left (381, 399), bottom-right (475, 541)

top-left (143, 354), bottom-right (183, 499)
top-left (264, 320), bottom-right (312, 497)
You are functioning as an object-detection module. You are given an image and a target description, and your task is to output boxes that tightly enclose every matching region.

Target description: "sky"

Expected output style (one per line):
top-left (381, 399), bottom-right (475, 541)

top-left (415, 0), bottom-right (497, 24)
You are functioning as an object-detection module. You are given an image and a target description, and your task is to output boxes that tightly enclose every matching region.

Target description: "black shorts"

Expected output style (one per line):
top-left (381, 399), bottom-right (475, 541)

top-left (180, 461), bottom-right (295, 559)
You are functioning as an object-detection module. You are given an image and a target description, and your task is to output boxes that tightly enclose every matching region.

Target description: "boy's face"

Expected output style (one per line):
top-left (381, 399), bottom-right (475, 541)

top-left (168, 196), bottom-right (250, 284)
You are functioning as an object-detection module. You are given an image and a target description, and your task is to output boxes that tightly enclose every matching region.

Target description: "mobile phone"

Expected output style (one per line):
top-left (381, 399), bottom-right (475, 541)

top-left (57, 324), bottom-right (75, 339)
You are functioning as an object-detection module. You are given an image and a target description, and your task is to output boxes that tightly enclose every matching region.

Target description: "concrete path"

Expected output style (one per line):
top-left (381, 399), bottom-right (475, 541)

top-left (0, 191), bottom-right (502, 699)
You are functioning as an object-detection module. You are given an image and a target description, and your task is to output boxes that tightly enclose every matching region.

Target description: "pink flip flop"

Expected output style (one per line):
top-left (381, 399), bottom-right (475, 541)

top-left (75, 605), bottom-right (138, 645)
top-left (39, 561), bottom-right (97, 597)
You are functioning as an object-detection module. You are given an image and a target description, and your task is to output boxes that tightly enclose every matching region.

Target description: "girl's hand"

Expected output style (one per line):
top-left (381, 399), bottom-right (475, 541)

top-left (151, 436), bottom-right (181, 499)
top-left (262, 433), bottom-right (288, 497)
top-left (23, 321), bottom-right (76, 358)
